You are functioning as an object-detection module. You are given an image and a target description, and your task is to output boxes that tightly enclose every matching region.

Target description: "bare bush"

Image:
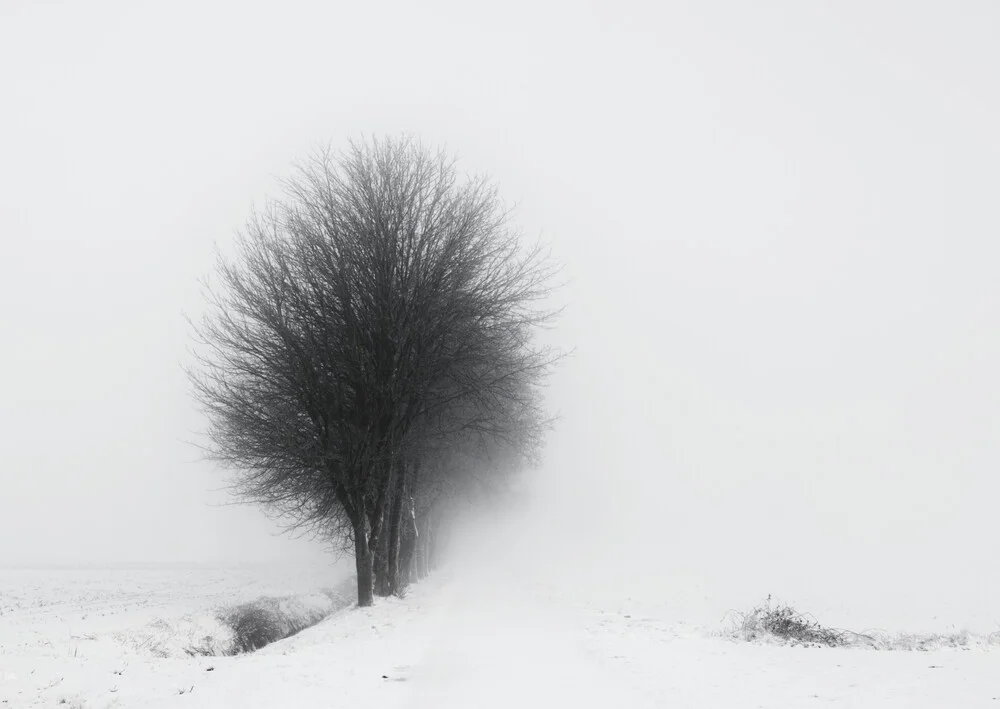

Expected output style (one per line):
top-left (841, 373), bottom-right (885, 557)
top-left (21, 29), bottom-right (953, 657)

top-left (724, 596), bottom-right (993, 651)
top-left (216, 596), bottom-right (331, 655)
top-left (724, 596), bottom-right (863, 648)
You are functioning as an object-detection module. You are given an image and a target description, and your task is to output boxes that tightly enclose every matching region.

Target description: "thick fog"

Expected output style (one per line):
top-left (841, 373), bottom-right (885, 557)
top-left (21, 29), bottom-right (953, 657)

top-left (2, 0), bottom-right (998, 624)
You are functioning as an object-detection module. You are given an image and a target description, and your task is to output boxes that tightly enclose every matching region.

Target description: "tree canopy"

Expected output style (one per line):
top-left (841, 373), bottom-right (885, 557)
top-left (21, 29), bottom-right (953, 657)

top-left (190, 136), bottom-right (560, 605)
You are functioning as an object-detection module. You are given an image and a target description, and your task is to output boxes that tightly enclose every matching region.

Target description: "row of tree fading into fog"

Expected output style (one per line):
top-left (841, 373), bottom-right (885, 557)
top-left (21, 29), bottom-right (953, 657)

top-left (188, 136), bottom-right (561, 605)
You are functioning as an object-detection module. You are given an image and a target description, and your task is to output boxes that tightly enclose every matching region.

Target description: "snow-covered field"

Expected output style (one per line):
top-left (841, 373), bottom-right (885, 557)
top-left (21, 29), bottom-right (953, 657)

top-left (3, 554), bottom-right (999, 708)
top-left (0, 562), bottom-right (351, 707)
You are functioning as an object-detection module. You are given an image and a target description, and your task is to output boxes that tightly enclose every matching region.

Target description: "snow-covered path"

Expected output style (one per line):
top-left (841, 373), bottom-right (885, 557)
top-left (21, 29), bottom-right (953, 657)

top-left (128, 573), bottom-right (657, 709)
top-left (5, 566), bottom-right (1000, 708)
top-left (397, 577), bottom-right (659, 709)
top-left (400, 574), bottom-right (1000, 709)
top-left (149, 573), bottom-right (1000, 709)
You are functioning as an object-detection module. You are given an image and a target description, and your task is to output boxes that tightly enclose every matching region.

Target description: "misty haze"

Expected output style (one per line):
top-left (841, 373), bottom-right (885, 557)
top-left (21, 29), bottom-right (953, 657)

top-left (2, 1), bottom-right (999, 707)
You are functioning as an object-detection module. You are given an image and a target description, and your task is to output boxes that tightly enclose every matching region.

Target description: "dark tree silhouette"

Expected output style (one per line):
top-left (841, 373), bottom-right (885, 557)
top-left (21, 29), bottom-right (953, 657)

top-left (190, 136), bottom-right (559, 605)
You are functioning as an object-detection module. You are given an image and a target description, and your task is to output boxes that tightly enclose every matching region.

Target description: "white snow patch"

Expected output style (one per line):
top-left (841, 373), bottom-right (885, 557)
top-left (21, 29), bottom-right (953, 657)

top-left (3, 560), bottom-right (1000, 708)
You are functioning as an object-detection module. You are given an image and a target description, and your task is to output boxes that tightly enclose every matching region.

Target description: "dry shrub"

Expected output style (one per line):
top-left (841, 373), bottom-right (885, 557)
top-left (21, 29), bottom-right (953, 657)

top-left (724, 596), bottom-right (995, 651)
top-left (218, 596), bottom-right (329, 655)
top-left (725, 596), bottom-right (865, 648)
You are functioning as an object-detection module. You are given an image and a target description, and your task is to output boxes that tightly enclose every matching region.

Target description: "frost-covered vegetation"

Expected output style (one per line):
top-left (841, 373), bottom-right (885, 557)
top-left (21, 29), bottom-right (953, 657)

top-left (121, 583), bottom-right (356, 658)
top-left (724, 595), bottom-right (1000, 651)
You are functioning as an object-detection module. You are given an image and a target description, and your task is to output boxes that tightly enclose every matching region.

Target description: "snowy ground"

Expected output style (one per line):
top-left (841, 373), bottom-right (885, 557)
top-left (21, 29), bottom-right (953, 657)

top-left (2, 558), bottom-right (999, 708)
top-left (0, 562), bottom-right (351, 707)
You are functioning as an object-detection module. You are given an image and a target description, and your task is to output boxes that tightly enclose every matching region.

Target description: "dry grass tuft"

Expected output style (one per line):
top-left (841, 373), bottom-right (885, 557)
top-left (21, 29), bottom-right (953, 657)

top-left (724, 596), bottom-right (999, 651)
top-left (724, 595), bottom-right (860, 647)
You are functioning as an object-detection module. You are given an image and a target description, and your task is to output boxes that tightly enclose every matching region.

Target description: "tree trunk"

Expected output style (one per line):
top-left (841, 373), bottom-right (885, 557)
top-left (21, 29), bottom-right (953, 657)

top-left (399, 457), bottom-right (420, 585)
top-left (385, 458), bottom-right (407, 594)
top-left (413, 515), bottom-right (427, 579)
top-left (373, 457), bottom-right (398, 596)
top-left (399, 505), bottom-right (417, 585)
top-left (354, 525), bottom-right (374, 607)
top-left (366, 459), bottom-right (393, 596)
top-left (423, 515), bottom-right (434, 575)
top-left (338, 484), bottom-right (374, 607)
top-left (374, 526), bottom-right (391, 596)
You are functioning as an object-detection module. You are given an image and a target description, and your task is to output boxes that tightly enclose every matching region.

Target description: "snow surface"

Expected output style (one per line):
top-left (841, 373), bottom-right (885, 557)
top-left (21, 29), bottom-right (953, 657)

top-left (0, 562), bottom-right (350, 706)
top-left (2, 559), bottom-right (1000, 708)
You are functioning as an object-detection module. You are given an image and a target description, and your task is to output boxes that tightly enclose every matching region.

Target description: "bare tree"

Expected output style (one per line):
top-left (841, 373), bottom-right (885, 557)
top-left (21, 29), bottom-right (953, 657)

top-left (189, 136), bottom-right (560, 605)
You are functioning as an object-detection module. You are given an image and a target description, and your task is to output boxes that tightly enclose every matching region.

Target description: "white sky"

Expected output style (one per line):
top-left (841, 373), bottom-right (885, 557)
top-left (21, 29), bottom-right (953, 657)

top-left (2, 0), bottom-right (998, 614)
